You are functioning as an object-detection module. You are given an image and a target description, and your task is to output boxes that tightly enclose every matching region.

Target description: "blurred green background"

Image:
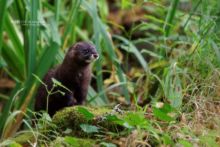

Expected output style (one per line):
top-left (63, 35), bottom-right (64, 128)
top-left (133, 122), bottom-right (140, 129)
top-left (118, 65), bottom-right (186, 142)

top-left (0, 0), bottom-right (220, 146)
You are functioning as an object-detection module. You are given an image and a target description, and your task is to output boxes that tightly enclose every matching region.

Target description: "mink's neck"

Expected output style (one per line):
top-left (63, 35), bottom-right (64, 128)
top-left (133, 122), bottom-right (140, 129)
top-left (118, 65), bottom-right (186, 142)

top-left (55, 58), bottom-right (89, 86)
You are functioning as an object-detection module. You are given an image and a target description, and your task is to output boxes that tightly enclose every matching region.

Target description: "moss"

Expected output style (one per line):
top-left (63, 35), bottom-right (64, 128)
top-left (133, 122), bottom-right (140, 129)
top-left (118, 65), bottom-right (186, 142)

top-left (53, 106), bottom-right (110, 127)
top-left (52, 106), bottom-right (125, 136)
top-left (51, 136), bottom-right (96, 147)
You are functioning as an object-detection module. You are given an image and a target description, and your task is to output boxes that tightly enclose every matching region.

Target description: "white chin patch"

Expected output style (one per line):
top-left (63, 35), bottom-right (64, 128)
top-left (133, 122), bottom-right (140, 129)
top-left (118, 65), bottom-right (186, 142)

top-left (85, 55), bottom-right (97, 63)
top-left (85, 59), bottom-right (92, 63)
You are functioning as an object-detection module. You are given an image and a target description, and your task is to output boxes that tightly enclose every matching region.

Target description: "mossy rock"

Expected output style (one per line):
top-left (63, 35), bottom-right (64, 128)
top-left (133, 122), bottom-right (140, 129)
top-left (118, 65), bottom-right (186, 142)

top-left (52, 106), bottom-right (125, 136)
top-left (13, 134), bottom-right (95, 147)
top-left (51, 136), bottom-right (96, 147)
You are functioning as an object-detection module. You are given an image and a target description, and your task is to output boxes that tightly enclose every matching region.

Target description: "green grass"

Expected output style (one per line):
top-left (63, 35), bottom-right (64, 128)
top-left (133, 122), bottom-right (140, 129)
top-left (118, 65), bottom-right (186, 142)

top-left (0, 0), bottom-right (220, 146)
top-left (0, 0), bottom-right (7, 52)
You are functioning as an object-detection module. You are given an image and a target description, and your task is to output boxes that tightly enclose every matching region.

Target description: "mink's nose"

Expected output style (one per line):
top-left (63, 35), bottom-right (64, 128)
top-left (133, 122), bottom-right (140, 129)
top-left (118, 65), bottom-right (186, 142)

top-left (93, 54), bottom-right (99, 59)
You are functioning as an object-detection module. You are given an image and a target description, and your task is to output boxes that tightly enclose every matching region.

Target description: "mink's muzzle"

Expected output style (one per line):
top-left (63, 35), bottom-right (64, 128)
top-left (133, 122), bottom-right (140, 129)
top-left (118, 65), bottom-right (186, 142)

top-left (93, 53), bottom-right (99, 59)
top-left (85, 53), bottom-right (99, 63)
top-left (72, 42), bottom-right (99, 64)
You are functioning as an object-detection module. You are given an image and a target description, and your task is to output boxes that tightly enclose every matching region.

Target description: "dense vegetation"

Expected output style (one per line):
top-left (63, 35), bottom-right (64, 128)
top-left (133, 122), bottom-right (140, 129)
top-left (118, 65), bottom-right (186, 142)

top-left (0, 0), bottom-right (220, 146)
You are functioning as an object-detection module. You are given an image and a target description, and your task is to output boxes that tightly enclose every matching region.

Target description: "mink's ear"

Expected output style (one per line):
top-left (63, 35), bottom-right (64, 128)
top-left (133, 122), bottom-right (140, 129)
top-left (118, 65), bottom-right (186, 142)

top-left (73, 43), bottom-right (80, 50)
top-left (67, 45), bottom-right (76, 58)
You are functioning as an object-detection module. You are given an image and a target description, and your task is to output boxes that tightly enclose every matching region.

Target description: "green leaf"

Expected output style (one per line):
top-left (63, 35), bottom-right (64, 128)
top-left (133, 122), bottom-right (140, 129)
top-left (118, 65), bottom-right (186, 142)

top-left (121, 0), bottom-right (133, 9)
top-left (158, 103), bottom-right (175, 113)
top-left (162, 134), bottom-right (174, 145)
top-left (100, 142), bottom-right (117, 147)
top-left (105, 114), bottom-right (124, 126)
top-left (9, 142), bottom-right (22, 147)
top-left (123, 112), bottom-right (149, 128)
top-left (0, 140), bottom-right (22, 147)
top-left (178, 140), bottom-right (193, 147)
top-left (52, 78), bottom-right (71, 93)
top-left (77, 107), bottom-right (94, 120)
top-left (80, 124), bottom-right (99, 133)
top-left (153, 103), bottom-right (175, 122)
top-left (64, 136), bottom-right (78, 146)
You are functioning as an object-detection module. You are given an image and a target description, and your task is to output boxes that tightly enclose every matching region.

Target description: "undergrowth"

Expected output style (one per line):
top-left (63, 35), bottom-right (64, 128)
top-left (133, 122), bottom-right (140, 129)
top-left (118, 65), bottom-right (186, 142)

top-left (0, 0), bottom-right (220, 146)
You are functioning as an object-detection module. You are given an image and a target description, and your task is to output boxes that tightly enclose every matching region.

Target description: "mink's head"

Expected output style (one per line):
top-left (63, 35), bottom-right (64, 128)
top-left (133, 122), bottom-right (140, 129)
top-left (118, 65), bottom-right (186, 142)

top-left (67, 42), bottom-right (99, 65)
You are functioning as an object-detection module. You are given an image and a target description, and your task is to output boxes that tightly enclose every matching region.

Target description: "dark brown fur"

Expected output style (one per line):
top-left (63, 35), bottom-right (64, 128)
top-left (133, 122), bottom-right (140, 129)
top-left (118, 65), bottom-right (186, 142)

top-left (35, 42), bottom-right (98, 116)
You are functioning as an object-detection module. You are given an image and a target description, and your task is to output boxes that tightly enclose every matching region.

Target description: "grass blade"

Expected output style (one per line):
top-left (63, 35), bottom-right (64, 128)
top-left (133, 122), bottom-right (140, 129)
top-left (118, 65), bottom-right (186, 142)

top-left (27, 0), bottom-right (38, 77)
top-left (2, 43), bottom-right (25, 81)
top-left (4, 13), bottom-right (24, 58)
top-left (82, 0), bottom-right (130, 102)
top-left (0, 0), bottom-right (7, 52)
top-left (62, 0), bottom-right (81, 47)
top-left (113, 35), bottom-right (149, 72)
top-left (183, 0), bottom-right (202, 29)
top-left (163, 0), bottom-right (179, 37)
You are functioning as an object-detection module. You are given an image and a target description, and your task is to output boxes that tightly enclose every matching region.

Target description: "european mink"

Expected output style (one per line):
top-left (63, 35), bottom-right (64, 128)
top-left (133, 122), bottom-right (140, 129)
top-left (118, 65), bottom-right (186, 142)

top-left (35, 42), bottom-right (99, 116)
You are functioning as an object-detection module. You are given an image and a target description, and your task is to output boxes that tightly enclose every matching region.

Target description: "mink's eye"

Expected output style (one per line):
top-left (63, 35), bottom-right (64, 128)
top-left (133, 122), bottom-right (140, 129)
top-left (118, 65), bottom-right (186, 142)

top-left (84, 49), bottom-right (89, 54)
